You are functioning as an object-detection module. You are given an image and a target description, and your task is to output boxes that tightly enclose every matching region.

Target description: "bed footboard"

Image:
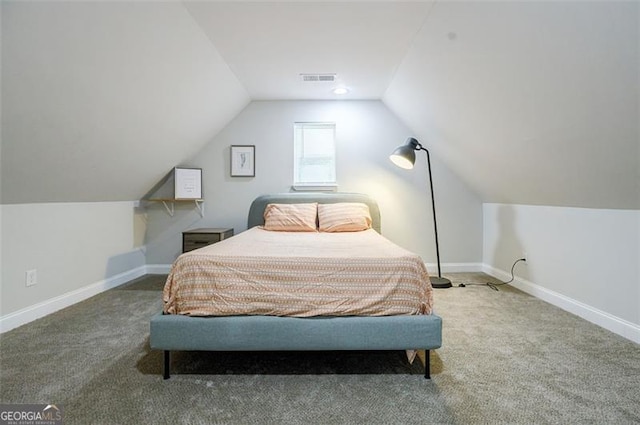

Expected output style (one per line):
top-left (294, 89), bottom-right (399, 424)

top-left (150, 313), bottom-right (442, 379)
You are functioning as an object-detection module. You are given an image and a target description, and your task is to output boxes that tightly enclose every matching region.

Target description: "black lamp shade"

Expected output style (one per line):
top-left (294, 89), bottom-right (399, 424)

top-left (389, 144), bottom-right (416, 169)
top-left (389, 137), bottom-right (419, 169)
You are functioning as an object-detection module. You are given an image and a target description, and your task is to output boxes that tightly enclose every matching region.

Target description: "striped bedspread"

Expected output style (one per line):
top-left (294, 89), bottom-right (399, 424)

top-left (163, 227), bottom-right (433, 317)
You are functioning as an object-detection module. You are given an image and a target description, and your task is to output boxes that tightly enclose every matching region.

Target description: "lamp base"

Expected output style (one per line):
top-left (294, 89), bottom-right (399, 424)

top-left (430, 276), bottom-right (452, 289)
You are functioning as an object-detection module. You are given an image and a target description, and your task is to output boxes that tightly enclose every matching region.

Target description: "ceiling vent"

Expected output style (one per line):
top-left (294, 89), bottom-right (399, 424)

top-left (301, 73), bottom-right (336, 82)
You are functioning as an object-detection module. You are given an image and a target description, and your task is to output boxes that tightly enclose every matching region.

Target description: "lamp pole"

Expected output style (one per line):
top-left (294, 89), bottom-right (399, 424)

top-left (420, 146), bottom-right (451, 288)
top-left (390, 138), bottom-right (452, 288)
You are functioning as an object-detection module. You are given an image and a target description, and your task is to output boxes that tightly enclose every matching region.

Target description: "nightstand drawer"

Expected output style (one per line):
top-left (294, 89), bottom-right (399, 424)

top-left (183, 240), bottom-right (215, 252)
top-left (182, 228), bottom-right (234, 253)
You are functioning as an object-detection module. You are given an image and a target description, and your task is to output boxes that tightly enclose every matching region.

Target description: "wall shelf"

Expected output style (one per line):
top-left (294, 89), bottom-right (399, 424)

top-left (148, 199), bottom-right (204, 217)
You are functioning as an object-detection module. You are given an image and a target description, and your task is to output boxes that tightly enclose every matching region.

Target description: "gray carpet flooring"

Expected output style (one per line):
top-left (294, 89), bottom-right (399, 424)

top-left (1, 273), bottom-right (639, 424)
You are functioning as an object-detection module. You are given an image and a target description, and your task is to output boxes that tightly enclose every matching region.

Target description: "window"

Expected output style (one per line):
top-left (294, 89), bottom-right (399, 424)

top-left (293, 122), bottom-right (337, 189)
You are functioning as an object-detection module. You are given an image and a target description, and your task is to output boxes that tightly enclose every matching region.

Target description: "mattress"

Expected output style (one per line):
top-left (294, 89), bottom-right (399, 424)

top-left (163, 227), bottom-right (433, 317)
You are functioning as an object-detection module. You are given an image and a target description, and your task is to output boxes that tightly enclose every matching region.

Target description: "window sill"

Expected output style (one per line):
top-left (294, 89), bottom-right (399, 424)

top-left (291, 184), bottom-right (338, 192)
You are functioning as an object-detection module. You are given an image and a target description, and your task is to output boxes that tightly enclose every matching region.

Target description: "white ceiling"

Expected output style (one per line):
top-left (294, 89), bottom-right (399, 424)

top-left (1, 1), bottom-right (250, 203)
top-left (182, 0), bottom-right (639, 209)
top-left (1, 0), bottom-right (638, 209)
top-left (183, 0), bottom-right (434, 100)
top-left (383, 0), bottom-right (639, 209)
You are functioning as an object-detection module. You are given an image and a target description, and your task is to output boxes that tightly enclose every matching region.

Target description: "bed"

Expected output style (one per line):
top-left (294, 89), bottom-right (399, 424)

top-left (150, 193), bottom-right (442, 379)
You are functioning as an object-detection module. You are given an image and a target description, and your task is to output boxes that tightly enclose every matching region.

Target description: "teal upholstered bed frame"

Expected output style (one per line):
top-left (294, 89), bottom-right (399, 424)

top-left (150, 193), bottom-right (442, 379)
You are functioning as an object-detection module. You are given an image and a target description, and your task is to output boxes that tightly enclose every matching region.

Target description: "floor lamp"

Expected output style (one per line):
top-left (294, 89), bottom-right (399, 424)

top-left (390, 137), bottom-right (452, 289)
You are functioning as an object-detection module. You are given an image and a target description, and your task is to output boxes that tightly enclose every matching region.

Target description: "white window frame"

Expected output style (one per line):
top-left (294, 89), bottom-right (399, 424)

top-left (292, 122), bottom-right (338, 191)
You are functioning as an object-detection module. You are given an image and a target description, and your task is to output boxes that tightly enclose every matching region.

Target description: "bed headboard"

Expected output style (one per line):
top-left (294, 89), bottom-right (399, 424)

top-left (248, 192), bottom-right (381, 233)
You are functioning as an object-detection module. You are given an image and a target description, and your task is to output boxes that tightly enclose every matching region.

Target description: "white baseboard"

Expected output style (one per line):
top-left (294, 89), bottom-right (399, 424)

top-left (425, 262), bottom-right (483, 274)
top-left (0, 262), bottom-right (477, 334)
top-left (0, 266), bottom-right (148, 334)
top-left (4, 262), bottom-right (638, 346)
top-left (483, 264), bottom-right (640, 345)
top-left (145, 264), bottom-right (172, 274)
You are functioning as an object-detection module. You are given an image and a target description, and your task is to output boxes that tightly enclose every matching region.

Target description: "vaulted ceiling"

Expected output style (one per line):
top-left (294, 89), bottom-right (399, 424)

top-left (1, 1), bottom-right (638, 209)
top-left (183, 1), bottom-right (433, 100)
top-left (384, 0), bottom-right (639, 209)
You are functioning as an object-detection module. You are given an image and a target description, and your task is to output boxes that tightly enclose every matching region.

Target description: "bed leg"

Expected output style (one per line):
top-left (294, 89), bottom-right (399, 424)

top-left (163, 350), bottom-right (171, 380)
top-left (424, 350), bottom-right (431, 380)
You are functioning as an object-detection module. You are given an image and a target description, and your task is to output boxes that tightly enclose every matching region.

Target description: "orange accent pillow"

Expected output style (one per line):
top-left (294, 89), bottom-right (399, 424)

top-left (318, 203), bottom-right (372, 232)
top-left (263, 203), bottom-right (318, 232)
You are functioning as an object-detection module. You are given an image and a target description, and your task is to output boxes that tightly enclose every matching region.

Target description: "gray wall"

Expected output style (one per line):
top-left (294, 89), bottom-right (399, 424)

top-left (0, 201), bottom-right (145, 319)
top-left (144, 100), bottom-right (483, 268)
top-left (0, 2), bottom-right (3, 301)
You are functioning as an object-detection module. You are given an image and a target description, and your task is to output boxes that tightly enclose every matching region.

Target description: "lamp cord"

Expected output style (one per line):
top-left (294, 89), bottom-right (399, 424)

top-left (486, 258), bottom-right (525, 291)
top-left (458, 258), bottom-right (525, 291)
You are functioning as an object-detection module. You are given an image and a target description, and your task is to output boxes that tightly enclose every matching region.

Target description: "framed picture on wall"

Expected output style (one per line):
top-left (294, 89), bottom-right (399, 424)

top-left (174, 167), bottom-right (202, 199)
top-left (230, 145), bottom-right (255, 177)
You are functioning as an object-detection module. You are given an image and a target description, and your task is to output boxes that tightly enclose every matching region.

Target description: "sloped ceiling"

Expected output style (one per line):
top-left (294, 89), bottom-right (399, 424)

top-left (1, 1), bottom-right (638, 209)
top-left (1, 1), bottom-right (250, 203)
top-left (384, 0), bottom-right (639, 209)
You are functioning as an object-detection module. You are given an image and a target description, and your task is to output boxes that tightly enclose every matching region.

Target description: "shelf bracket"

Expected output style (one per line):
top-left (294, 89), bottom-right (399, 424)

top-left (194, 200), bottom-right (205, 218)
top-left (149, 199), bottom-right (204, 218)
top-left (161, 201), bottom-right (175, 217)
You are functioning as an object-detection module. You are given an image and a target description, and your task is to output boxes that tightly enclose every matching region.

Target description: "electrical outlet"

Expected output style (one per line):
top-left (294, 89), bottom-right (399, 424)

top-left (25, 269), bottom-right (37, 287)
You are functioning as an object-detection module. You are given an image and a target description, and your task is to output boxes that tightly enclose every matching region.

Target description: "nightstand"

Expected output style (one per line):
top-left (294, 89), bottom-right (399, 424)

top-left (182, 228), bottom-right (234, 253)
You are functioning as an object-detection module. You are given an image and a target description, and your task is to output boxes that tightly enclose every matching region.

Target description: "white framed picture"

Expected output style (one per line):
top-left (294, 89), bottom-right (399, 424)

top-left (174, 167), bottom-right (202, 199)
top-left (230, 145), bottom-right (255, 177)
